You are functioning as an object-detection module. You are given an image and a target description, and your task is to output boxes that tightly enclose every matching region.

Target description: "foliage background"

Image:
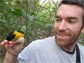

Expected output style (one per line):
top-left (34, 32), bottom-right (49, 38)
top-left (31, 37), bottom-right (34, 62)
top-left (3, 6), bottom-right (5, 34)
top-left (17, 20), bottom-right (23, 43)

top-left (0, 0), bottom-right (84, 62)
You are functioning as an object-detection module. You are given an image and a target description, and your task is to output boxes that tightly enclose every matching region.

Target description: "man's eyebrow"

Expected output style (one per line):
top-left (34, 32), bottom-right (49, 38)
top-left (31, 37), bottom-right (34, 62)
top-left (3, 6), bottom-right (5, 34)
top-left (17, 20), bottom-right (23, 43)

top-left (67, 17), bottom-right (78, 19)
top-left (55, 15), bottom-right (78, 20)
top-left (55, 15), bottom-right (60, 18)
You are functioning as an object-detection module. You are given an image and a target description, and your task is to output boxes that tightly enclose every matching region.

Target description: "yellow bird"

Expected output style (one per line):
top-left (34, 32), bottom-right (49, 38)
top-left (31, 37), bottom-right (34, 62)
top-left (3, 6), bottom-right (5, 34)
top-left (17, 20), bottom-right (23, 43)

top-left (6, 31), bottom-right (25, 41)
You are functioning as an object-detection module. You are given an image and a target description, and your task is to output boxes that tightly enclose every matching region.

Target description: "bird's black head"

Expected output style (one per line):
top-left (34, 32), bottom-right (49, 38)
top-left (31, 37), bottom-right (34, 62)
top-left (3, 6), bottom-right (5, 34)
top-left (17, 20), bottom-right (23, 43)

top-left (6, 31), bottom-right (15, 41)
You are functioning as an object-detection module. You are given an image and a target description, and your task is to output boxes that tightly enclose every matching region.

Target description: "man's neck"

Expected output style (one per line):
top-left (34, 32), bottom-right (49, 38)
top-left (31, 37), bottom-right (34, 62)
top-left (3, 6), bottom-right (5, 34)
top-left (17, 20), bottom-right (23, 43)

top-left (61, 43), bottom-right (76, 53)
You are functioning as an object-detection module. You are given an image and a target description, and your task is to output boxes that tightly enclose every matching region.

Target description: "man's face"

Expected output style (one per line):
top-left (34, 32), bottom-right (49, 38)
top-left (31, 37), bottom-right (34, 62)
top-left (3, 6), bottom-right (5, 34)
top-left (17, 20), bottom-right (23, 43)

top-left (54, 4), bottom-right (84, 47)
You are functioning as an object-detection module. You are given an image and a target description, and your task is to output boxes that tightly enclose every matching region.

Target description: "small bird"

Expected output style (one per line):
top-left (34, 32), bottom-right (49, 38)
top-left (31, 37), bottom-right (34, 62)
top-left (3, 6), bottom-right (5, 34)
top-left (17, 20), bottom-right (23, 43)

top-left (6, 31), bottom-right (25, 41)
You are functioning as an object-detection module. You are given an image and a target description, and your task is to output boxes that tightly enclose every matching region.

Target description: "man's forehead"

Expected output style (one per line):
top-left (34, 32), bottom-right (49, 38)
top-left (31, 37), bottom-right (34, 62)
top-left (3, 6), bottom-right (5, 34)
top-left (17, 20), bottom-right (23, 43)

top-left (57, 4), bottom-right (83, 11)
top-left (56, 4), bottom-right (83, 17)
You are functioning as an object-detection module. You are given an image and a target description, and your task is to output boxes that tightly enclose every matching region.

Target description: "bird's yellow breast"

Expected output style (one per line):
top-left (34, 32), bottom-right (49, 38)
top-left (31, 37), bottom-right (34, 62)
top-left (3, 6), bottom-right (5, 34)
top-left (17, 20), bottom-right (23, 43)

top-left (13, 31), bottom-right (24, 39)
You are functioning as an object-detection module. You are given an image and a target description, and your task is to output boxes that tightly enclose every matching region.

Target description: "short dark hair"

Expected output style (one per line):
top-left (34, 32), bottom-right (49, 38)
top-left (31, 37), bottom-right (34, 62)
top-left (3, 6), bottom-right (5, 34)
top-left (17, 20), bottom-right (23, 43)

top-left (58, 0), bottom-right (84, 26)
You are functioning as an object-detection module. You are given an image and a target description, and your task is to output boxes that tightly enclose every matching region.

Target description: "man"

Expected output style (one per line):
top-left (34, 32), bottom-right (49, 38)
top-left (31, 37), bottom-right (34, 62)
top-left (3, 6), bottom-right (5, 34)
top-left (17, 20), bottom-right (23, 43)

top-left (1, 0), bottom-right (84, 63)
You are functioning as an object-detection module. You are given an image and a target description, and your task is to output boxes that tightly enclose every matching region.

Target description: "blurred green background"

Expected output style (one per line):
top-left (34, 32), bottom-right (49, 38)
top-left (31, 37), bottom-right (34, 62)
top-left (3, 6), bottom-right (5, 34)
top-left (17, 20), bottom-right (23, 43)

top-left (0, 0), bottom-right (84, 62)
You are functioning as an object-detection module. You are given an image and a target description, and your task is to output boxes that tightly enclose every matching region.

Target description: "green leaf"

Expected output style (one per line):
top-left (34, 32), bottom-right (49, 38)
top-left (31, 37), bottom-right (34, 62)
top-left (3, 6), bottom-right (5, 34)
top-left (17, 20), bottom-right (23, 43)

top-left (14, 9), bottom-right (22, 12)
top-left (20, 25), bottom-right (26, 33)
top-left (0, 19), bottom-right (8, 24)
top-left (28, 15), bottom-right (34, 21)
top-left (7, 10), bottom-right (23, 16)
top-left (51, 0), bottom-right (58, 9)
top-left (34, 20), bottom-right (45, 24)
top-left (23, 12), bottom-right (34, 21)
top-left (26, 13), bottom-right (34, 21)
top-left (45, 23), bottom-right (54, 27)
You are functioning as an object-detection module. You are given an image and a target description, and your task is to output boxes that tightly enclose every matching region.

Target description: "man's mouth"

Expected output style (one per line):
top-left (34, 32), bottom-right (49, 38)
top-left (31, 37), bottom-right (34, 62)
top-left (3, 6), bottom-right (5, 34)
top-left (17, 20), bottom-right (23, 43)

top-left (58, 34), bottom-right (67, 36)
top-left (57, 33), bottom-right (69, 39)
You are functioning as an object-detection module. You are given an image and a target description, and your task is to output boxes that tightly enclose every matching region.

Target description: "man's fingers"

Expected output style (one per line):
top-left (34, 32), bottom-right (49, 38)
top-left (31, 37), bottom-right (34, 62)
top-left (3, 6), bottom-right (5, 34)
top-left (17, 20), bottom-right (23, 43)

top-left (1, 37), bottom-right (24, 46)
top-left (1, 40), bottom-right (17, 46)
top-left (8, 42), bottom-right (18, 46)
top-left (16, 37), bottom-right (24, 43)
top-left (1, 42), bottom-right (5, 46)
top-left (1, 40), bottom-right (8, 46)
top-left (8, 37), bottom-right (24, 46)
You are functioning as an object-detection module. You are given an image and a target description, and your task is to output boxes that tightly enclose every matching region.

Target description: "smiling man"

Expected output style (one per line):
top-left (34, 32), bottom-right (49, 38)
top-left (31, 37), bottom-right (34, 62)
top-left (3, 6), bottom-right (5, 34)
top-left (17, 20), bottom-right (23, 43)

top-left (55, 3), bottom-right (84, 52)
top-left (1, 0), bottom-right (84, 63)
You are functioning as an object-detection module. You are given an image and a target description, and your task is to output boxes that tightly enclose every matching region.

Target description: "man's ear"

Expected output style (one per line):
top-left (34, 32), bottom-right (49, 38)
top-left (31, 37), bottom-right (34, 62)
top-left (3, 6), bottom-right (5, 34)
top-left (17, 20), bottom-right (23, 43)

top-left (81, 26), bottom-right (84, 33)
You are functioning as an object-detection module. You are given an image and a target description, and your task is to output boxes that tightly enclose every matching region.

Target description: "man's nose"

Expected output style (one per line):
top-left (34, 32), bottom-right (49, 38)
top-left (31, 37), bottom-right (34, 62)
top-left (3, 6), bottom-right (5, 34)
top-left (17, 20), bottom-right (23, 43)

top-left (58, 20), bottom-right (67, 31)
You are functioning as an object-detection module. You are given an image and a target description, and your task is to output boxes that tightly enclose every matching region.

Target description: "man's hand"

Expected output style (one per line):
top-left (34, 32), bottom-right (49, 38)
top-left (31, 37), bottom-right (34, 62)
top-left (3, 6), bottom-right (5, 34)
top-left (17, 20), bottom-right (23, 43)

top-left (0, 37), bottom-right (24, 63)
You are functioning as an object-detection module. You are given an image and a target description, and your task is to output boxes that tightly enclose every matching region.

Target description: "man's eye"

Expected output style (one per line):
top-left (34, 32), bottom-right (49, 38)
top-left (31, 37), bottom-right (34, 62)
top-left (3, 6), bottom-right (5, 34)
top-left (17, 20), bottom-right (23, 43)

top-left (56, 19), bottom-right (60, 22)
top-left (68, 21), bottom-right (75, 23)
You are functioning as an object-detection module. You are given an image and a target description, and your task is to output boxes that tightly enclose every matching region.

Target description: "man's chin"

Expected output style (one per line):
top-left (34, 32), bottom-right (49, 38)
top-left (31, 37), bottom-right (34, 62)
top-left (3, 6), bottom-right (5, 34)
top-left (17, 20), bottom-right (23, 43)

top-left (56, 41), bottom-right (66, 47)
top-left (55, 35), bottom-right (69, 47)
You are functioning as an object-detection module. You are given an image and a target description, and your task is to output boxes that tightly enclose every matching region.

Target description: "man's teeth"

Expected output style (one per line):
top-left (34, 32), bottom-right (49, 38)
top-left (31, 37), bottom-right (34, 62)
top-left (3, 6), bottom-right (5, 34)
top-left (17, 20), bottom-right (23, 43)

top-left (59, 34), bottom-right (66, 36)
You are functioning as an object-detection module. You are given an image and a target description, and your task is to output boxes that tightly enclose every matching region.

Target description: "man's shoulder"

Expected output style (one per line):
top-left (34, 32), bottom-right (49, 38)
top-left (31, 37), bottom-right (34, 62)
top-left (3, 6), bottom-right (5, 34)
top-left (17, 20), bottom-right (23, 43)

top-left (77, 43), bottom-right (84, 53)
top-left (28, 36), bottom-right (55, 50)
top-left (77, 43), bottom-right (84, 49)
top-left (30, 36), bottom-right (55, 45)
top-left (77, 43), bottom-right (84, 58)
top-left (33, 36), bottom-right (55, 42)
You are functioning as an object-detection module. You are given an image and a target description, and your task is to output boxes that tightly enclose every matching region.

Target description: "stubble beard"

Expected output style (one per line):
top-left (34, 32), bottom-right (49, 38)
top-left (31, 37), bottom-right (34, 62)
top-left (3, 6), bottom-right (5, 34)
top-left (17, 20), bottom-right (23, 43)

top-left (54, 30), bottom-right (81, 48)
